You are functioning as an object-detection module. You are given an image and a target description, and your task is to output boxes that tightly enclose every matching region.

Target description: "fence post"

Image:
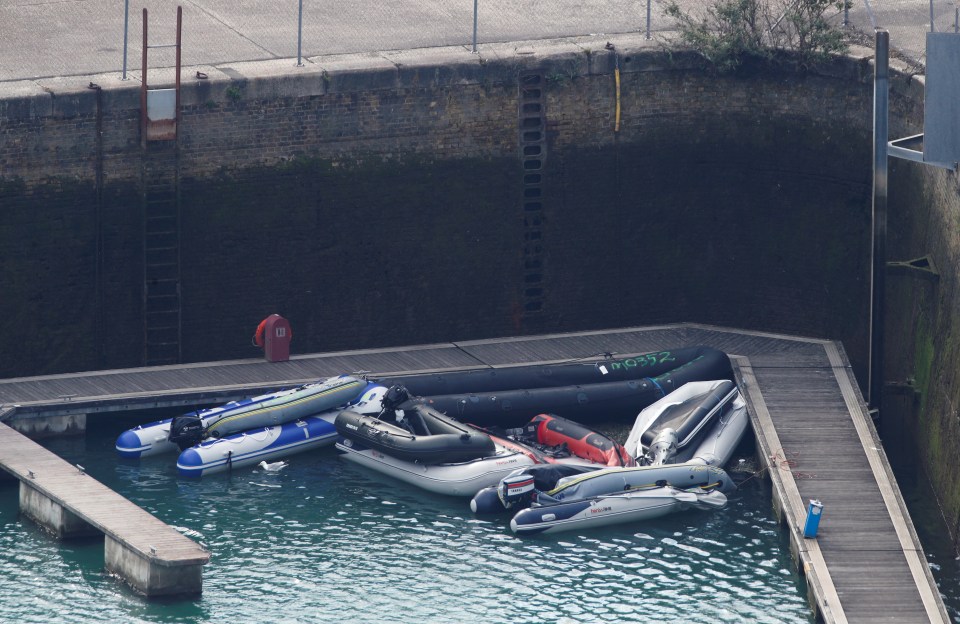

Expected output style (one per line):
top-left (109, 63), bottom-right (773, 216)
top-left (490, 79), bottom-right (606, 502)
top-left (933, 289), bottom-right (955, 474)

top-left (646, 0), bottom-right (651, 39)
top-left (297, 0), bottom-right (304, 66)
top-left (472, 0), bottom-right (479, 53)
top-left (122, 0), bottom-right (130, 79)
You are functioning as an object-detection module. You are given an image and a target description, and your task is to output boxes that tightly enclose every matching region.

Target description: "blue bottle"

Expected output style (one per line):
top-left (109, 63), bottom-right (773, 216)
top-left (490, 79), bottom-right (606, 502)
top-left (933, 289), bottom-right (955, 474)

top-left (803, 499), bottom-right (824, 538)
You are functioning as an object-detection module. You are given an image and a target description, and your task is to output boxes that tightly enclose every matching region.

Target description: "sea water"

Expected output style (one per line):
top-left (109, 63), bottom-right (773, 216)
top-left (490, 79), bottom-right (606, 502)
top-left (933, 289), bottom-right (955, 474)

top-left (0, 409), bottom-right (950, 624)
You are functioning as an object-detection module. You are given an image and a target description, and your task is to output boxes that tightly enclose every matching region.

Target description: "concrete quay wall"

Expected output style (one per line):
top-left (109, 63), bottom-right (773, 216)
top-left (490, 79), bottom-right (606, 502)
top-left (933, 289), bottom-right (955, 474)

top-left (0, 35), bottom-right (882, 374)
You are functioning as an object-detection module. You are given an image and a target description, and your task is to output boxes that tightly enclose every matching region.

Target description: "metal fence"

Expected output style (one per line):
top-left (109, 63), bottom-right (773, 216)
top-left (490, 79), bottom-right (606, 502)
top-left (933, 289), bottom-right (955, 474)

top-left (0, 1), bottom-right (956, 84)
top-left (123, 0), bottom-right (960, 78)
top-left (852, 0), bottom-right (960, 66)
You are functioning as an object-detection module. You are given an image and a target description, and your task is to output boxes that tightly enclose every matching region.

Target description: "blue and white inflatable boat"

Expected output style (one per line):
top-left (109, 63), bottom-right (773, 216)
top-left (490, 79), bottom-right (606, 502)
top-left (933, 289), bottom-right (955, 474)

top-left (115, 374), bottom-right (368, 459)
top-left (177, 385), bottom-right (388, 478)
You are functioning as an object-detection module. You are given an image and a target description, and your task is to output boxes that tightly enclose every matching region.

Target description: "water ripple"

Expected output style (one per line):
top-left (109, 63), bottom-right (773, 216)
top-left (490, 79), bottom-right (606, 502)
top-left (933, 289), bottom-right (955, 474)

top-left (0, 432), bottom-right (818, 624)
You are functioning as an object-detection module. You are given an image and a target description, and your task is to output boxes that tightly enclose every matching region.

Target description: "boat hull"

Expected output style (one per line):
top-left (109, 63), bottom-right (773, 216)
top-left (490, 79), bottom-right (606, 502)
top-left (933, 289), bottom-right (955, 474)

top-left (202, 375), bottom-right (367, 439)
top-left (335, 404), bottom-right (496, 465)
top-left (115, 418), bottom-right (179, 459)
top-left (335, 438), bottom-right (536, 496)
top-left (417, 349), bottom-right (732, 427)
top-left (176, 413), bottom-right (339, 478)
top-left (378, 345), bottom-right (729, 396)
top-left (510, 488), bottom-right (728, 535)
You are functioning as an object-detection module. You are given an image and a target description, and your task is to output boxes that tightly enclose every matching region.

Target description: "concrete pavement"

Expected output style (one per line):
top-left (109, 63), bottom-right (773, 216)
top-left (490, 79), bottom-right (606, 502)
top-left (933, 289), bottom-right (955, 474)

top-left (0, 0), bottom-right (952, 91)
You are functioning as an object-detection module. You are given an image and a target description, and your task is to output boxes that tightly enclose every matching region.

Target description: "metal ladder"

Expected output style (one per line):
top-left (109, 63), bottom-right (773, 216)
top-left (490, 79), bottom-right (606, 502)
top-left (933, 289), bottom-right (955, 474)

top-left (519, 71), bottom-right (546, 319)
top-left (142, 142), bottom-right (181, 366)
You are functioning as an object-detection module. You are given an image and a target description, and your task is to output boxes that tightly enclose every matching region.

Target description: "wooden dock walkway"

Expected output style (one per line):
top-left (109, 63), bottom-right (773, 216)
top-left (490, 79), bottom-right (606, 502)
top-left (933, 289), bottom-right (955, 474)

top-left (0, 421), bottom-right (210, 595)
top-left (0, 323), bottom-right (950, 620)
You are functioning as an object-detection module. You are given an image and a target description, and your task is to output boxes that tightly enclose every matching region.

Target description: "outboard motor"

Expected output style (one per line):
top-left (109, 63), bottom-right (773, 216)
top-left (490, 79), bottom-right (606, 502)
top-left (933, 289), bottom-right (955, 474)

top-left (381, 385), bottom-right (411, 411)
top-left (648, 428), bottom-right (678, 466)
top-left (497, 472), bottom-right (536, 508)
top-left (168, 414), bottom-right (206, 450)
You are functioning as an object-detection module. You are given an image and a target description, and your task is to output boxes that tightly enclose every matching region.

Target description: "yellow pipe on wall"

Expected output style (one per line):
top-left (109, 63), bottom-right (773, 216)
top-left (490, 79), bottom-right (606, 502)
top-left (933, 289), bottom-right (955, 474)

top-left (614, 65), bottom-right (621, 132)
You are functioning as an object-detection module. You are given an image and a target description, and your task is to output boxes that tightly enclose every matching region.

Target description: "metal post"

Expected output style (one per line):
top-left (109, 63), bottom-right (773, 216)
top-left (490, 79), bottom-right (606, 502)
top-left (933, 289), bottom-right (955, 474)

top-left (141, 8), bottom-right (148, 149)
top-left (870, 30), bottom-right (889, 417)
top-left (955, 7), bottom-right (958, 33)
top-left (843, 0), bottom-right (849, 28)
top-left (297, 0), bottom-right (304, 66)
top-left (863, 0), bottom-right (877, 30)
top-left (472, 0), bottom-right (479, 53)
top-left (645, 0), bottom-right (652, 39)
top-left (930, 0), bottom-right (936, 32)
top-left (175, 6), bottom-right (182, 127)
top-left (122, 0), bottom-right (130, 79)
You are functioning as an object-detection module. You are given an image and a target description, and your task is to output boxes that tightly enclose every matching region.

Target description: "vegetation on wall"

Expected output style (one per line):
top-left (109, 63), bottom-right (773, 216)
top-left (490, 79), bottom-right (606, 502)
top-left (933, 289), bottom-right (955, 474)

top-left (664, 0), bottom-right (851, 71)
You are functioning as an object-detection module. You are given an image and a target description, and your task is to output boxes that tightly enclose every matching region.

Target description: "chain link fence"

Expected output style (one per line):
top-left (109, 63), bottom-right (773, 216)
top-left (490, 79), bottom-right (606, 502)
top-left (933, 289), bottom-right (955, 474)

top-left (847, 0), bottom-right (960, 67)
top-left (118, 0), bottom-right (960, 78)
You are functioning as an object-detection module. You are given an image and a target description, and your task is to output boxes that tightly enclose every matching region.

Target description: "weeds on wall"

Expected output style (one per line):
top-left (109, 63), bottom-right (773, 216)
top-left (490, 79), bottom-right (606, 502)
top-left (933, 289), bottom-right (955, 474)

top-left (665, 0), bottom-right (850, 72)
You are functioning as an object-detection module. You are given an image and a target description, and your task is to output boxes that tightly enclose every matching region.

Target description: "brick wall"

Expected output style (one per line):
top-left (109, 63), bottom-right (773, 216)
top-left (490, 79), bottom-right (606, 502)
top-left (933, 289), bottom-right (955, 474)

top-left (0, 41), bottom-right (914, 385)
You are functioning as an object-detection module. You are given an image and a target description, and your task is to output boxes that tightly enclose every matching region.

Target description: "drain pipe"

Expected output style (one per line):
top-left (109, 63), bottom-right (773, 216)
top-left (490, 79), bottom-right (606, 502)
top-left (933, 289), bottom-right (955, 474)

top-left (606, 42), bottom-right (621, 133)
top-left (869, 30), bottom-right (889, 418)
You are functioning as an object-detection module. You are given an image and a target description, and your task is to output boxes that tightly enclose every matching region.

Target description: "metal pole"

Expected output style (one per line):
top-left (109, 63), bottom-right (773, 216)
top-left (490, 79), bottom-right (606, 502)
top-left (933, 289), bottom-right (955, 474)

top-left (870, 30), bottom-right (889, 417)
top-left (297, 0), bottom-right (304, 66)
top-left (175, 6), bottom-right (182, 126)
top-left (863, 0), bottom-right (877, 30)
top-left (645, 0), bottom-right (651, 39)
top-left (122, 0), bottom-right (130, 79)
top-left (472, 0), bottom-right (479, 53)
top-left (141, 8), bottom-right (148, 149)
top-left (843, 0), bottom-right (849, 28)
top-left (930, 0), bottom-right (936, 32)
top-left (955, 7), bottom-right (958, 33)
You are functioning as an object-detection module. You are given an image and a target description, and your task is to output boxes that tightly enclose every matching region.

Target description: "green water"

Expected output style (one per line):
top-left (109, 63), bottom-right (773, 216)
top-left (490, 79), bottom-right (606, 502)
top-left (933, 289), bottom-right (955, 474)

top-left (0, 412), bottom-right (823, 623)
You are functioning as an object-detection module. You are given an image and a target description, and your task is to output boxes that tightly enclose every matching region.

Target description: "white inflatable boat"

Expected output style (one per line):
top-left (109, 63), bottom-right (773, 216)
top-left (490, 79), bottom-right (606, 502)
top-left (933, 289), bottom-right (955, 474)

top-left (115, 374), bottom-right (367, 459)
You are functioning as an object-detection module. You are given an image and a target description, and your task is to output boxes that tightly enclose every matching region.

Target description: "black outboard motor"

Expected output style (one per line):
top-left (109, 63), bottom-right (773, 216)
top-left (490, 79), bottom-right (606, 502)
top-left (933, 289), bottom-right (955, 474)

top-left (381, 385), bottom-right (411, 411)
top-left (168, 414), bottom-right (206, 450)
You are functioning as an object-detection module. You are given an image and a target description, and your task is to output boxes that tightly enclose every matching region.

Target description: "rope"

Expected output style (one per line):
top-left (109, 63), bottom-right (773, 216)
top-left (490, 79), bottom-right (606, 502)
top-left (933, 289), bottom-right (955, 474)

top-left (734, 448), bottom-right (816, 487)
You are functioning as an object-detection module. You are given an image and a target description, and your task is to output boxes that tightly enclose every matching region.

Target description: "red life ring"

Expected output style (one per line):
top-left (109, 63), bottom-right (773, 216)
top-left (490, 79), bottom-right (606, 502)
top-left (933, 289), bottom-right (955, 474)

top-left (252, 318), bottom-right (268, 348)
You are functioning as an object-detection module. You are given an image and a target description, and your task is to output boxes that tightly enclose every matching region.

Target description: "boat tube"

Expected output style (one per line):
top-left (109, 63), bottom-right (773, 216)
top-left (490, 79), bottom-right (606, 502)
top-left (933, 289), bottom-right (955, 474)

top-left (502, 413), bottom-right (634, 467)
top-left (416, 348), bottom-right (732, 427)
top-left (681, 390), bottom-right (749, 468)
top-left (470, 462), bottom-right (733, 534)
top-left (116, 374), bottom-right (368, 458)
top-left (335, 403), bottom-right (496, 465)
top-left (176, 385), bottom-right (389, 478)
top-left (335, 436), bottom-right (538, 496)
top-left (509, 485), bottom-right (728, 535)
top-left (625, 379), bottom-right (747, 466)
top-left (377, 345), bottom-right (730, 396)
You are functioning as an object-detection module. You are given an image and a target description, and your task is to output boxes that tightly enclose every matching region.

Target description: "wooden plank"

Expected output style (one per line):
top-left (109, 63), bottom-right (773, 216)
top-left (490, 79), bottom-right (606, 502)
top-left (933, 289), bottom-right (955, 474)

top-left (0, 423), bottom-right (209, 565)
top-left (822, 344), bottom-right (949, 623)
top-left (735, 357), bottom-right (848, 623)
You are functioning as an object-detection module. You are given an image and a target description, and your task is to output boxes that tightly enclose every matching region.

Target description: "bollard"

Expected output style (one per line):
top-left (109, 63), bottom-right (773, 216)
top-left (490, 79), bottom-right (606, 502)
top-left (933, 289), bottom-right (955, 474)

top-left (803, 499), bottom-right (824, 538)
